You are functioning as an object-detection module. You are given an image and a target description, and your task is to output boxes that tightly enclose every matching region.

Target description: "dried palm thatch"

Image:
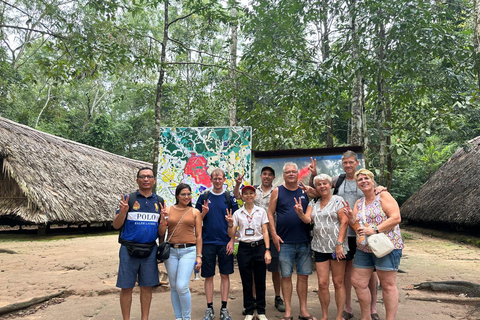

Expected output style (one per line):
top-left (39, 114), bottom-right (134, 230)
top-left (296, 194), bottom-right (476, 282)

top-left (0, 116), bottom-right (151, 225)
top-left (401, 136), bottom-right (480, 228)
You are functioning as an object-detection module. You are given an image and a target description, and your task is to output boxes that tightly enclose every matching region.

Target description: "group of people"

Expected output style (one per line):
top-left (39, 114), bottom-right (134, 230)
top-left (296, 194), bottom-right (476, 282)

top-left (113, 150), bottom-right (404, 320)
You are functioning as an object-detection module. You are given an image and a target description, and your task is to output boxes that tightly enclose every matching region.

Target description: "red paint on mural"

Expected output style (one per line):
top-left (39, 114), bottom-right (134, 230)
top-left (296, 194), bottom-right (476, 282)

top-left (184, 154), bottom-right (211, 187)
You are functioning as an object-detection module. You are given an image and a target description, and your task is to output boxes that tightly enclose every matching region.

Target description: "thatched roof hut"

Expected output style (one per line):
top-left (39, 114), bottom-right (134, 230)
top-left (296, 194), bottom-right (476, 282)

top-left (401, 137), bottom-right (480, 228)
top-left (0, 116), bottom-right (151, 226)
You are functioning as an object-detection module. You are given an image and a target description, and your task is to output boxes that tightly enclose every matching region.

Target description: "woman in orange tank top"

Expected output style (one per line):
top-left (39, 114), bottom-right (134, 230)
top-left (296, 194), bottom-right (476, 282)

top-left (159, 183), bottom-right (203, 320)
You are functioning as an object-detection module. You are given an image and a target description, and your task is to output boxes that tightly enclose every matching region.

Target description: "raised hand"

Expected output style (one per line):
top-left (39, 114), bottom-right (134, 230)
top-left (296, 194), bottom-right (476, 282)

top-left (308, 157), bottom-right (317, 176)
top-left (342, 200), bottom-right (353, 219)
top-left (234, 173), bottom-right (244, 186)
top-left (119, 194), bottom-right (129, 215)
top-left (160, 202), bottom-right (168, 221)
top-left (201, 199), bottom-right (209, 216)
top-left (293, 197), bottom-right (304, 215)
top-left (225, 208), bottom-right (233, 224)
top-left (299, 182), bottom-right (315, 195)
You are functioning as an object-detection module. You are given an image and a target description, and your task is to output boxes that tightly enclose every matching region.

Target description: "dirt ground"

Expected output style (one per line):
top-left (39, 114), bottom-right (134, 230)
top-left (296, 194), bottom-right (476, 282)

top-left (0, 229), bottom-right (479, 320)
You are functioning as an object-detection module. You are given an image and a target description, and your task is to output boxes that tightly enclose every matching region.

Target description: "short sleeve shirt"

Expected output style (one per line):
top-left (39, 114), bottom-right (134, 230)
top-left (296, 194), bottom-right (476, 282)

top-left (309, 195), bottom-right (349, 254)
top-left (232, 205), bottom-right (269, 242)
top-left (334, 176), bottom-right (364, 237)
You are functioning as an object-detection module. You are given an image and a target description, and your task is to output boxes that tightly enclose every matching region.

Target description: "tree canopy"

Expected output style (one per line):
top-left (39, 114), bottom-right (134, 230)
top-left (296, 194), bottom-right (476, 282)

top-left (1, 0), bottom-right (479, 204)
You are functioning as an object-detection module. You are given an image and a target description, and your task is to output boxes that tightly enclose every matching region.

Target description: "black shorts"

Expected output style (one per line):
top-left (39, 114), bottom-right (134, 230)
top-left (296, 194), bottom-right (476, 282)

top-left (267, 240), bottom-right (280, 272)
top-left (345, 236), bottom-right (357, 261)
top-left (314, 251), bottom-right (346, 263)
top-left (201, 244), bottom-right (234, 278)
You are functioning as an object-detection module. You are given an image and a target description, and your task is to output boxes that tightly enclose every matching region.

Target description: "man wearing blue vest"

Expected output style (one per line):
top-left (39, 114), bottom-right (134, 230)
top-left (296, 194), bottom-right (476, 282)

top-left (267, 162), bottom-right (315, 320)
top-left (113, 167), bottom-right (162, 320)
top-left (195, 168), bottom-right (239, 320)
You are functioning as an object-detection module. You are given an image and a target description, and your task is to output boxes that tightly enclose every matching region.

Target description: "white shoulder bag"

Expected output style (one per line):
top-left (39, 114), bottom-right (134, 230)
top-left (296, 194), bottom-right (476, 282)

top-left (362, 199), bottom-right (394, 258)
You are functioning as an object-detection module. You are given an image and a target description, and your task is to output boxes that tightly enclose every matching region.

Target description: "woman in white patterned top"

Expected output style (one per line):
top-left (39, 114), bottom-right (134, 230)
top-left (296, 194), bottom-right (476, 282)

top-left (294, 173), bottom-right (349, 320)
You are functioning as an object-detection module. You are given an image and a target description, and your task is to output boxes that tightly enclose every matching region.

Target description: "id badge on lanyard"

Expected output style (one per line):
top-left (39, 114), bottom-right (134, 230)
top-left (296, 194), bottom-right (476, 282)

top-left (244, 210), bottom-right (255, 236)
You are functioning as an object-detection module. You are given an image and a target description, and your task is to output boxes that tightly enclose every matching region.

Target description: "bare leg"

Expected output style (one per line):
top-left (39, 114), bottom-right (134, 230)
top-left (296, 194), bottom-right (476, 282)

top-left (369, 272), bottom-right (378, 315)
top-left (120, 288), bottom-right (133, 320)
top-left (220, 273), bottom-right (230, 302)
top-left (139, 286), bottom-right (152, 320)
top-left (351, 267), bottom-right (374, 320)
top-left (331, 260), bottom-right (346, 320)
top-left (205, 276), bottom-right (214, 303)
top-left (344, 260), bottom-right (354, 315)
top-left (316, 261), bottom-right (330, 320)
top-left (281, 275), bottom-right (293, 317)
top-left (376, 270), bottom-right (398, 320)
top-left (297, 274), bottom-right (312, 318)
top-left (272, 271), bottom-right (282, 296)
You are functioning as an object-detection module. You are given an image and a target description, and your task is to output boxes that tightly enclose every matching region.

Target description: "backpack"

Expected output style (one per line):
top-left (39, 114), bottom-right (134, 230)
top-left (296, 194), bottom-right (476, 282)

top-left (332, 173), bottom-right (346, 195)
top-left (118, 192), bottom-right (165, 243)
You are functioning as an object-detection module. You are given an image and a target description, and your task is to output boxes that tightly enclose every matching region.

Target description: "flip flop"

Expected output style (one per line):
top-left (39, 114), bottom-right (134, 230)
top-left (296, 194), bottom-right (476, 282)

top-left (281, 317), bottom-right (293, 320)
top-left (298, 316), bottom-right (317, 320)
top-left (342, 311), bottom-right (354, 320)
top-left (371, 313), bottom-right (380, 320)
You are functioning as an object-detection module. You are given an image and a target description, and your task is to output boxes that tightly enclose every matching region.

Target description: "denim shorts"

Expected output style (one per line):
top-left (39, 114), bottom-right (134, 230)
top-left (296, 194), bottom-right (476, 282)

top-left (278, 242), bottom-right (312, 277)
top-left (353, 249), bottom-right (402, 271)
top-left (201, 244), bottom-right (234, 278)
top-left (116, 244), bottom-right (159, 288)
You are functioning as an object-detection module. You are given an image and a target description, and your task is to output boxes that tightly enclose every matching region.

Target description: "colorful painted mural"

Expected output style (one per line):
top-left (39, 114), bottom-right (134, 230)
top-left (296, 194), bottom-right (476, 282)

top-left (156, 127), bottom-right (252, 205)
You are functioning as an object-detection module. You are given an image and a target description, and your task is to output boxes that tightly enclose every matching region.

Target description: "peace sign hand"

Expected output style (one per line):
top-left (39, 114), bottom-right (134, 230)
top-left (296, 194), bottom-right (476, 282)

top-left (201, 200), bottom-right (209, 216)
top-left (308, 157), bottom-right (317, 176)
top-left (119, 194), bottom-right (129, 215)
top-left (342, 201), bottom-right (353, 219)
top-left (225, 208), bottom-right (233, 224)
top-left (234, 173), bottom-right (244, 186)
top-left (160, 202), bottom-right (168, 220)
top-left (294, 197), bottom-right (304, 216)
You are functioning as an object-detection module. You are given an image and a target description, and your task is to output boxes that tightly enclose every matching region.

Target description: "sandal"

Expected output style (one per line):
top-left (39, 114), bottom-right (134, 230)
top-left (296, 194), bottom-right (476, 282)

top-left (342, 311), bottom-right (354, 320)
top-left (281, 317), bottom-right (293, 320)
top-left (371, 313), bottom-right (380, 320)
top-left (298, 316), bottom-right (317, 320)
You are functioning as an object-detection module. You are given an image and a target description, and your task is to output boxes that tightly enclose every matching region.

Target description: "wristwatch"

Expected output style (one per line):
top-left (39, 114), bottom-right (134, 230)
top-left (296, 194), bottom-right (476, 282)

top-left (336, 241), bottom-right (342, 246)
top-left (265, 247), bottom-right (271, 251)
top-left (373, 226), bottom-right (379, 234)
top-left (197, 254), bottom-right (203, 258)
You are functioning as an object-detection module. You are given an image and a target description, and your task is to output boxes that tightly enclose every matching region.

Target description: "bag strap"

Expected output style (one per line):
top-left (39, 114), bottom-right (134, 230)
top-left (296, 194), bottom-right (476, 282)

top-left (333, 173), bottom-right (346, 195)
top-left (203, 190), bottom-right (232, 210)
top-left (165, 207), bottom-right (192, 243)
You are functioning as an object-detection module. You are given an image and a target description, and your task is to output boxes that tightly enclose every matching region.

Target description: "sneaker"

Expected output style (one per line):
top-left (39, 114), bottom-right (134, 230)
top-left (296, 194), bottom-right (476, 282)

top-left (274, 296), bottom-right (285, 312)
top-left (257, 315), bottom-right (268, 320)
top-left (244, 315), bottom-right (254, 320)
top-left (220, 308), bottom-right (232, 320)
top-left (203, 307), bottom-right (215, 320)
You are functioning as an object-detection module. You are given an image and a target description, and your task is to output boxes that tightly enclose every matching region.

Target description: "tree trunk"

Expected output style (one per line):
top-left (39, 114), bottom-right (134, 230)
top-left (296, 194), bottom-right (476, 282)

top-left (321, 0), bottom-right (333, 147)
top-left (153, 1), bottom-right (169, 177)
top-left (474, 0), bottom-right (480, 92)
top-left (350, 0), bottom-right (364, 147)
top-left (229, 4), bottom-right (238, 127)
top-left (375, 18), bottom-right (392, 189)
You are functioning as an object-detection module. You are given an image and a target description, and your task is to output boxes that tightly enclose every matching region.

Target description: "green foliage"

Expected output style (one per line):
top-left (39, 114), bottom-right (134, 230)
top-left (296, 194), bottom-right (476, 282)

top-left (0, 0), bottom-right (479, 204)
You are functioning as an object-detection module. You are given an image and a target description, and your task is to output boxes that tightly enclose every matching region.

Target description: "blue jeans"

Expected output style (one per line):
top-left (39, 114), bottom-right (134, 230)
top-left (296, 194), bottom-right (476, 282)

top-left (164, 246), bottom-right (196, 320)
top-left (278, 242), bottom-right (313, 277)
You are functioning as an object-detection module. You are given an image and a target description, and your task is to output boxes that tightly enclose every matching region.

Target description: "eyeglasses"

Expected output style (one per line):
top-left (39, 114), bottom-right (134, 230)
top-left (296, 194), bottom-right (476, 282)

top-left (283, 171), bottom-right (298, 175)
top-left (179, 193), bottom-right (192, 197)
top-left (138, 175), bottom-right (154, 179)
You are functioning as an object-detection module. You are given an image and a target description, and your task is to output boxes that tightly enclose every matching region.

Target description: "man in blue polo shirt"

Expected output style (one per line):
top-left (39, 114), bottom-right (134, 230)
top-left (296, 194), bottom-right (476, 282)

top-left (195, 168), bottom-right (239, 320)
top-left (268, 162), bottom-right (315, 320)
top-left (113, 167), bottom-right (162, 320)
